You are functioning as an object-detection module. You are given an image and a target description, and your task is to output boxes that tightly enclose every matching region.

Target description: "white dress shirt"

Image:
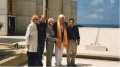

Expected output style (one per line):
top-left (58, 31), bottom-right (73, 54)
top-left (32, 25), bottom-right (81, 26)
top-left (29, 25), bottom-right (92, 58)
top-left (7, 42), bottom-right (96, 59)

top-left (25, 22), bottom-right (38, 52)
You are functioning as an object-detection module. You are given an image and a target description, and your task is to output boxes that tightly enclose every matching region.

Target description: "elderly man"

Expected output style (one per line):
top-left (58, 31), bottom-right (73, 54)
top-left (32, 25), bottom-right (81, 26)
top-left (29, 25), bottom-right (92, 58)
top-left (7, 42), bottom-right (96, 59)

top-left (36, 15), bottom-right (47, 66)
top-left (53, 14), bottom-right (68, 66)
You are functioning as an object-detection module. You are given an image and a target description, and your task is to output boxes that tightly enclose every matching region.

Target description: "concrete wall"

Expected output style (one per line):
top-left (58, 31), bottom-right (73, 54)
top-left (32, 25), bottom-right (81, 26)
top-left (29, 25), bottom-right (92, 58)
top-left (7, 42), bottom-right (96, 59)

top-left (36, 0), bottom-right (43, 16)
top-left (0, 0), bottom-right (8, 36)
top-left (63, 0), bottom-right (72, 23)
top-left (47, 0), bottom-right (62, 22)
top-left (15, 0), bottom-right (37, 35)
top-left (71, 1), bottom-right (77, 25)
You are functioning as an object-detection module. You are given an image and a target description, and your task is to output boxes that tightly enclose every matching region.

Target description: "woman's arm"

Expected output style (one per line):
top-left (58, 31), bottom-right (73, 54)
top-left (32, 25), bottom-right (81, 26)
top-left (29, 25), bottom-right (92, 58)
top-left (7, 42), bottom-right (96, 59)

top-left (46, 28), bottom-right (56, 41)
top-left (25, 25), bottom-right (32, 46)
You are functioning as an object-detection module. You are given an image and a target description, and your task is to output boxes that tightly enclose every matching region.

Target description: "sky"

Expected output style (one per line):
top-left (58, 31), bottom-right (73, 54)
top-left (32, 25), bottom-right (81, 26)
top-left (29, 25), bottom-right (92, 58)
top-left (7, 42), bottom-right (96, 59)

top-left (72, 0), bottom-right (119, 25)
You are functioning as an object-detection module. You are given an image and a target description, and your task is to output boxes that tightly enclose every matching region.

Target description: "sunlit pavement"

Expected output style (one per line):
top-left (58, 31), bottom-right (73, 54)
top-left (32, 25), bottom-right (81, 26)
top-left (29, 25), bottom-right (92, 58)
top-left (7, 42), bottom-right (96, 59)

top-left (23, 56), bottom-right (120, 67)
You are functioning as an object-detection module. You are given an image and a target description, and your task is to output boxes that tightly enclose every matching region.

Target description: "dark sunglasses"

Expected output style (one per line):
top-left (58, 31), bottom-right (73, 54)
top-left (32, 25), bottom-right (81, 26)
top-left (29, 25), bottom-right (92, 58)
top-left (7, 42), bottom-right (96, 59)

top-left (33, 19), bottom-right (38, 20)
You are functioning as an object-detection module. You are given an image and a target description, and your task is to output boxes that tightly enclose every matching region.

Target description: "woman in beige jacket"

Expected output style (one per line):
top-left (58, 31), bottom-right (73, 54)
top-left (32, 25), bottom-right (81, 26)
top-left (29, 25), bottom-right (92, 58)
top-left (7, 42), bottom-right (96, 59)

top-left (46, 18), bottom-right (59, 66)
top-left (25, 15), bottom-right (39, 66)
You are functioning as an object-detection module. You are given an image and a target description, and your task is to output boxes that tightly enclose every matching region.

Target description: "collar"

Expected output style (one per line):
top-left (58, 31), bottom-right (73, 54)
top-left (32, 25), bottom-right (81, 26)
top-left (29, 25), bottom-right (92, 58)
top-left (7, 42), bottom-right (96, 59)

top-left (48, 25), bottom-right (53, 29)
top-left (69, 25), bottom-right (75, 28)
top-left (31, 22), bottom-right (36, 26)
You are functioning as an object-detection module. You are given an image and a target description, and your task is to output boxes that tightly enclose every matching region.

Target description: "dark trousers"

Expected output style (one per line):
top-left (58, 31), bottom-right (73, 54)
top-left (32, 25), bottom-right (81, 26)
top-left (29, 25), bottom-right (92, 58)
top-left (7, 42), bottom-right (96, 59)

top-left (37, 42), bottom-right (45, 66)
top-left (27, 52), bottom-right (37, 66)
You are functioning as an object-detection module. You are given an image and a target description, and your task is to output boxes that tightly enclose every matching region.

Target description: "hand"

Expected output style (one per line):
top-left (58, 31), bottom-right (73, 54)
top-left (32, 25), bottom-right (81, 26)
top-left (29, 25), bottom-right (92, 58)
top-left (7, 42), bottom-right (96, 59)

top-left (78, 40), bottom-right (80, 45)
top-left (26, 45), bottom-right (30, 49)
top-left (56, 38), bottom-right (60, 42)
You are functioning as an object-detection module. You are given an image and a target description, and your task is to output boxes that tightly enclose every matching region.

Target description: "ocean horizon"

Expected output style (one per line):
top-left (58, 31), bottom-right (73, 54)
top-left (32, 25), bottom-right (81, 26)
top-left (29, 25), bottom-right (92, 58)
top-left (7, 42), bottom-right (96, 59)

top-left (78, 24), bottom-right (119, 28)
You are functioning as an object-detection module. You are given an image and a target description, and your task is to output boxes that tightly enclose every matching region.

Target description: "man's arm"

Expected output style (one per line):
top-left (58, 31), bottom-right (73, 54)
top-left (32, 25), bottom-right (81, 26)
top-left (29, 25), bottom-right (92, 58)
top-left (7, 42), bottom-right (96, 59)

top-left (76, 26), bottom-right (80, 45)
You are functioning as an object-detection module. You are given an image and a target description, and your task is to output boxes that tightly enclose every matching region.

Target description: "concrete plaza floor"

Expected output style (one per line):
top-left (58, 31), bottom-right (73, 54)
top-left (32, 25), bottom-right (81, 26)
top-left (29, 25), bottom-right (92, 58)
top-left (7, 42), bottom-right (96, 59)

top-left (23, 56), bottom-right (120, 67)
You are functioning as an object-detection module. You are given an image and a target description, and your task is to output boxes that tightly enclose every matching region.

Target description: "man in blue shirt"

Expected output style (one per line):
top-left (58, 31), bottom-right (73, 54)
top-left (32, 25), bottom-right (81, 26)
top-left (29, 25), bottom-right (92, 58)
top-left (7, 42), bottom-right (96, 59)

top-left (67, 18), bottom-right (80, 66)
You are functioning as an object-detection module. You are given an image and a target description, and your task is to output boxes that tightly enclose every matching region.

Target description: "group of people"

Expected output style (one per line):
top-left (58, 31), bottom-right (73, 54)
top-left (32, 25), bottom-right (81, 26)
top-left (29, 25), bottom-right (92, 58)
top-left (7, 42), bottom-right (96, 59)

top-left (24, 14), bottom-right (80, 67)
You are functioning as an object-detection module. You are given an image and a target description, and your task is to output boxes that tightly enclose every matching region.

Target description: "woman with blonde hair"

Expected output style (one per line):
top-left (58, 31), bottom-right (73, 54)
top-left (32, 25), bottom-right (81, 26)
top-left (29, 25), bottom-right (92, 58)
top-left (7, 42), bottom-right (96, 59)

top-left (24, 14), bottom-right (39, 66)
top-left (46, 18), bottom-right (59, 66)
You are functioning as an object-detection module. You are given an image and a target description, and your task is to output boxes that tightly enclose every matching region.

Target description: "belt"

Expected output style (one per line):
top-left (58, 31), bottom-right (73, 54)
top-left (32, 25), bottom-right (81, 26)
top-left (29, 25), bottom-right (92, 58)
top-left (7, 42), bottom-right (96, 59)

top-left (69, 39), bottom-right (76, 41)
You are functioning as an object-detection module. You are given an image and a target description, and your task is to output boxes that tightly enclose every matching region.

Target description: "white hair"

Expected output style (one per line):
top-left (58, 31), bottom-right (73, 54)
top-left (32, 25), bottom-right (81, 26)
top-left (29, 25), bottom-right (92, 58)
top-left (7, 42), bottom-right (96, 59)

top-left (58, 14), bottom-right (65, 19)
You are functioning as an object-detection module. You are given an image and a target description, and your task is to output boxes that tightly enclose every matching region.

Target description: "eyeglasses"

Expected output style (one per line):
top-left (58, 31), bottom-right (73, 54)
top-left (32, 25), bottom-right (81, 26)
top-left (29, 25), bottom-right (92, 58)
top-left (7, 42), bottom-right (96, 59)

top-left (33, 19), bottom-right (38, 20)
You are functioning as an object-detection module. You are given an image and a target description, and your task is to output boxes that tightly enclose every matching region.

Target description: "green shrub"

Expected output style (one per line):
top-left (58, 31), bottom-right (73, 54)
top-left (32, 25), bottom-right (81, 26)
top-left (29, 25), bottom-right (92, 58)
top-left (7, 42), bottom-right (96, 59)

top-left (0, 22), bottom-right (4, 30)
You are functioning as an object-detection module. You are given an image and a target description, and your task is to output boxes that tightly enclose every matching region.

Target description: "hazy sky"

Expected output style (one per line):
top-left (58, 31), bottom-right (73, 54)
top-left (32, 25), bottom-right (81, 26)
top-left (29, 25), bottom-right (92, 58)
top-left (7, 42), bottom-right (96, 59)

top-left (73, 0), bottom-right (119, 25)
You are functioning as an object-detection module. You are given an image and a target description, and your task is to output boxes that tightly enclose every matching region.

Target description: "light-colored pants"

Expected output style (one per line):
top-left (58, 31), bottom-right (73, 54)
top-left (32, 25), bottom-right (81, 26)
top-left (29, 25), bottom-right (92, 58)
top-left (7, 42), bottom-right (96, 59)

top-left (55, 43), bottom-right (64, 66)
top-left (67, 40), bottom-right (77, 65)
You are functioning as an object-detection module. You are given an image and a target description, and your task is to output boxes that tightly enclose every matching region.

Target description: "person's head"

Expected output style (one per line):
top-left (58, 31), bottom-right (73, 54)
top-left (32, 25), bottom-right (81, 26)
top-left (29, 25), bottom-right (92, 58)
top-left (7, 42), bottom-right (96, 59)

top-left (58, 14), bottom-right (65, 24)
top-left (30, 15), bottom-right (39, 24)
top-left (69, 18), bottom-right (75, 26)
top-left (40, 15), bottom-right (46, 23)
top-left (48, 18), bottom-right (55, 27)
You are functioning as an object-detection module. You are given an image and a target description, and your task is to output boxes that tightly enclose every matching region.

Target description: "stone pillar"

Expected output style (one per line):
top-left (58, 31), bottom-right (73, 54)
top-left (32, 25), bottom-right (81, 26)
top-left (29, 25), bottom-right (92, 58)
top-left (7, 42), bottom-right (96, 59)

top-left (71, 1), bottom-right (77, 25)
top-left (63, 0), bottom-right (72, 23)
top-left (0, 0), bottom-right (8, 36)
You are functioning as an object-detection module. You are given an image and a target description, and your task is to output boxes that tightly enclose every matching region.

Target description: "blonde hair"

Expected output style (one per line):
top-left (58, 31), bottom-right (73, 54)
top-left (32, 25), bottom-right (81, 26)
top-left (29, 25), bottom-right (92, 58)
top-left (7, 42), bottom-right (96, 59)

top-left (58, 14), bottom-right (65, 19)
top-left (30, 14), bottom-right (39, 23)
top-left (48, 18), bottom-right (55, 24)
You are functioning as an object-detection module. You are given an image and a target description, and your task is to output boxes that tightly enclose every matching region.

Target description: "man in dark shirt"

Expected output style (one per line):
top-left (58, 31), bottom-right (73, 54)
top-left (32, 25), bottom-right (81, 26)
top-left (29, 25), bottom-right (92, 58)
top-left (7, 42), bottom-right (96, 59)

top-left (67, 18), bottom-right (80, 66)
top-left (36, 15), bottom-right (47, 66)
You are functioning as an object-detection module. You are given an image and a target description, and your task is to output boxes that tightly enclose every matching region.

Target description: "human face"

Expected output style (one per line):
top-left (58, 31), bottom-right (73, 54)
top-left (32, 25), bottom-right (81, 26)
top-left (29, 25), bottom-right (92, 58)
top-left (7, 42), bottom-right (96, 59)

top-left (49, 21), bottom-right (54, 27)
top-left (59, 17), bottom-right (64, 24)
top-left (33, 17), bottom-right (38, 24)
top-left (69, 20), bottom-right (74, 27)
top-left (40, 15), bottom-right (46, 23)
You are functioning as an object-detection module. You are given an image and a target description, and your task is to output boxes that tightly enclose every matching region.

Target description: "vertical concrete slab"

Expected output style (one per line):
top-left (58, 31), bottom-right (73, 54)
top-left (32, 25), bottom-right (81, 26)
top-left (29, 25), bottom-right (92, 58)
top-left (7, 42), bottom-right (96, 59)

top-left (0, 0), bottom-right (7, 15)
top-left (48, 0), bottom-right (60, 9)
top-left (36, 0), bottom-right (43, 16)
top-left (63, 0), bottom-right (71, 5)
top-left (29, 1), bottom-right (36, 16)
top-left (15, 0), bottom-right (37, 35)
top-left (16, 1), bottom-right (23, 16)
top-left (63, 5), bottom-right (71, 14)
top-left (71, 1), bottom-right (77, 25)
top-left (0, 0), bottom-right (8, 36)
top-left (36, 0), bottom-right (43, 5)
top-left (47, 0), bottom-right (61, 21)
top-left (36, 5), bottom-right (43, 16)
top-left (15, 16), bottom-right (30, 35)
top-left (22, 1), bottom-right (29, 16)
top-left (48, 9), bottom-right (60, 21)
top-left (62, 0), bottom-right (72, 23)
